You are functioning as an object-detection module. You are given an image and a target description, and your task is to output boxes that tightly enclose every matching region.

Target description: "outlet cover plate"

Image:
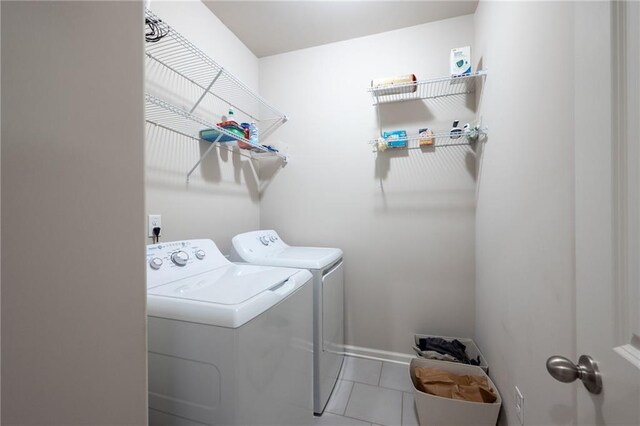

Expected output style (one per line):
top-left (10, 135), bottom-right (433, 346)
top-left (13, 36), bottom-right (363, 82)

top-left (515, 386), bottom-right (524, 425)
top-left (148, 214), bottom-right (162, 238)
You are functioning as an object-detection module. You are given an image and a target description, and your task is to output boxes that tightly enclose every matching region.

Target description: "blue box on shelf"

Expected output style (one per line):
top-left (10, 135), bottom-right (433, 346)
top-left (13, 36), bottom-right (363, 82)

top-left (383, 130), bottom-right (408, 148)
top-left (200, 124), bottom-right (245, 143)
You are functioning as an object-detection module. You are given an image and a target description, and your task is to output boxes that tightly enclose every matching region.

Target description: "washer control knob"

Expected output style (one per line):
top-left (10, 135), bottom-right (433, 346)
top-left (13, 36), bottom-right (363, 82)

top-left (260, 236), bottom-right (270, 245)
top-left (171, 251), bottom-right (189, 266)
top-left (149, 257), bottom-right (163, 270)
top-left (269, 236), bottom-right (276, 242)
top-left (195, 249), bottom-right (206, 260)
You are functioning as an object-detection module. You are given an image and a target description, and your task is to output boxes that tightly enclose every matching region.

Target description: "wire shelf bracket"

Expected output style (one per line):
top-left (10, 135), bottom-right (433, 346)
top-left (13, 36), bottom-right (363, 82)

top-left (144, 9), bottom-right (290, 178)
top-left (145, 94), bottom-right (288, 182)
top-left (368, 70), bottom-right (488, 152)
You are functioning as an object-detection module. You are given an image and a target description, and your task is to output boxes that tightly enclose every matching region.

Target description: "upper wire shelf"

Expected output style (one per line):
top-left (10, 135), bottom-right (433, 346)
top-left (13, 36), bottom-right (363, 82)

top-left (145, 8), bottom-right (287, 127)
top-left (146, 94), bottom-right (288, 181)
top-left (368, 70), bottom-right (487, 105)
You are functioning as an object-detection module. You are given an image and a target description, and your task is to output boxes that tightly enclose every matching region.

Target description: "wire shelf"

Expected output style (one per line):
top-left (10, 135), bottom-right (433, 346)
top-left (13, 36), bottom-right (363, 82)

top-left (145, 9), bottom-right (287, 126)
top-left (369, 127), bottom-right (486, 152)
top-left (146, 93), bottom-right (216, 139)
top-left (145, 94), bottom-right (288, 180)
top-left (368, 70), bottom-right (487, 105)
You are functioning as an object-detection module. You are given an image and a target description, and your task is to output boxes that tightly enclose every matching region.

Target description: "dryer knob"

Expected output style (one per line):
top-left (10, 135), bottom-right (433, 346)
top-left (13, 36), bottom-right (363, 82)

top-left (171, 251), bottom-right (189, 266)
top-left (260, 236), bottom-right (270, 246)
top-left (269, 236), bottom-right (276, 242)
top-left (149, 257), bottom-right (163, 270)
top-left (195, 249), bottom-right (206, 260)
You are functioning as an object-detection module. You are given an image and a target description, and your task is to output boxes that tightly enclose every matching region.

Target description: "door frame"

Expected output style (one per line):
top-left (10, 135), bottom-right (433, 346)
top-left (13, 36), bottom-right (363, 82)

top-left (611, 0), bottom-right (640, 365)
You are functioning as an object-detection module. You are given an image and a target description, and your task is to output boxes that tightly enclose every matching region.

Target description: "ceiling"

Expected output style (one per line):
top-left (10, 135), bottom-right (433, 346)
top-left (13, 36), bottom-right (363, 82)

top-left (203, 1), bottom-right (478, 58)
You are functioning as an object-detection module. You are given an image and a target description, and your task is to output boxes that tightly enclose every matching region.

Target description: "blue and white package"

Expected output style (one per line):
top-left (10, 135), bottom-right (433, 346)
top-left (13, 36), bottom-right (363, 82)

top-left (383, 130), bottom-right (408, 148)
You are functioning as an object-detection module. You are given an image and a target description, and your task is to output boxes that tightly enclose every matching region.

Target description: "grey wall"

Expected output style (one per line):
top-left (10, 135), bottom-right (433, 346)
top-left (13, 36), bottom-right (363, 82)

top-left (259, 15), bottom-right (477, 355)
top-left (1, 2), bottom-right (147, 424)
top-left (145, 1), bottom-right (261, 255)
top-left (473, 1), bottom-right (576, 424)
top-left (1, 1), bottom-right (3, 418)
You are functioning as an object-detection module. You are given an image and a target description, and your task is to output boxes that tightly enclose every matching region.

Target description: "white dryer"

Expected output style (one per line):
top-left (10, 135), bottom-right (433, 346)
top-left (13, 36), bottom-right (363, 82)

top-left (146, 239), bottom-right (313, 426)
top-left (230, 230), bottom-right (344, 415)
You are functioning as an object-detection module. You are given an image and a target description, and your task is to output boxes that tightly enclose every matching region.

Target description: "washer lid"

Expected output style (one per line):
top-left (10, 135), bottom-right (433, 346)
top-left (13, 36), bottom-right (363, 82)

top-left (148, 264), bottom-right (312, 328)
top-left (148, 264), bottom-right (294, 304)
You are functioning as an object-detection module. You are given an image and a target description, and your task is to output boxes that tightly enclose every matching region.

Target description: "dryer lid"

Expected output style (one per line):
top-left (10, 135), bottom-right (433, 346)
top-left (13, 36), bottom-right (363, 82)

top-left (230, 230), bottom-right (343, 270)
top-left (260, 247), bottom-right (342, 270)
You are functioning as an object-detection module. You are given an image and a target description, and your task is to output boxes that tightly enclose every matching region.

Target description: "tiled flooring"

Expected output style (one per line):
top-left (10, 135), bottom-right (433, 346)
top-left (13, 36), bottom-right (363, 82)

top-left (314, 356), bottom-right (419, 426)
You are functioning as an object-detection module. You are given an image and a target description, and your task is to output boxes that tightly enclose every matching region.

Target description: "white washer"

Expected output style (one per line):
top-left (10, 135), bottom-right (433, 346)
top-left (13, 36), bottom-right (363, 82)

top-left (230, 230), bottom-right (344, 415)
top-left (146, 239), bottom-right (313, 426)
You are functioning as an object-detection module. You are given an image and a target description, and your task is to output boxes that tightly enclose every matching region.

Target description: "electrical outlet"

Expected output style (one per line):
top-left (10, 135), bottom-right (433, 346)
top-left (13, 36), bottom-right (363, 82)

top-left (148, 214), bottom-right (162, 238)
top-left (515, 386), bottom-right (524, 425)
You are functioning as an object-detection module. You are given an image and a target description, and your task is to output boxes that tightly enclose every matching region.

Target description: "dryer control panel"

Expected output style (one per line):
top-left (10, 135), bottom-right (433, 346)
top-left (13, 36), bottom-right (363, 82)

top-left (146, 239), bottom-right (230, 289)
top-left (231, 230), bottom-right (289, 258)
top-left (230, 230), bottom-right (343, 270)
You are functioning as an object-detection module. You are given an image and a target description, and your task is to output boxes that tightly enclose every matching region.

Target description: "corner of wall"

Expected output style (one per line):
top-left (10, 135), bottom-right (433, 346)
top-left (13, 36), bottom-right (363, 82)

top-left (1, 2), bottom-right (146, 423)
top-left (0, 0), bottom-right (3, 420)
top-left (473, 1), bottom-right (577, 424)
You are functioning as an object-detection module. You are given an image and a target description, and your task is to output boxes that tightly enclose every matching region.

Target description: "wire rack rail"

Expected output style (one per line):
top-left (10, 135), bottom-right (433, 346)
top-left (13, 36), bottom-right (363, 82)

top-left (146, 94), bottom-right (288, 181)
top-left (369, 127), bottom-right (486, 152)
top-left (146, 94), bottom-right (215, 139)
top-left (368, 70), bottom-right (487, 105)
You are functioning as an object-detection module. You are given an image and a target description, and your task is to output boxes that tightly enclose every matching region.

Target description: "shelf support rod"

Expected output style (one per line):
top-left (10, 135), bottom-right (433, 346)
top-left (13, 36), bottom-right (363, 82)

top-left (186, 132), bottom-right (224, 183)
top-left (146, 120), bottom-right (200, 141)
top-left (189, 68), bottom-right (224, 114)
top-left (375, 93), bottom-right (383, 138)
top-left (259, 116), bottom-right (287, 141)
top-left (148, 53), bottom-right (260, 121)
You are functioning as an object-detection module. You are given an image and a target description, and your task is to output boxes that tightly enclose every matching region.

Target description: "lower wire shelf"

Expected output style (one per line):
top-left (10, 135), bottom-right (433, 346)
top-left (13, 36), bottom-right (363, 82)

top-left (145, 93), bottom-right (288, 181)
top-left (369, 127), bottom-right (486, 152)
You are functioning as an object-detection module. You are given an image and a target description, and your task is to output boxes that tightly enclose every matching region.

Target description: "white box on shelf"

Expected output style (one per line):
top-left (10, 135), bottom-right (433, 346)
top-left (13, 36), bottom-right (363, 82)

top-left (450, 46), bottom-right (472, 76)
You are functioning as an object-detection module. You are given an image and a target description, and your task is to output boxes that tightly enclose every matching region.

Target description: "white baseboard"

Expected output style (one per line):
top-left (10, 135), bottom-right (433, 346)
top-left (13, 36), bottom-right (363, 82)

top-left (342, 344), bottom-right (415, 365)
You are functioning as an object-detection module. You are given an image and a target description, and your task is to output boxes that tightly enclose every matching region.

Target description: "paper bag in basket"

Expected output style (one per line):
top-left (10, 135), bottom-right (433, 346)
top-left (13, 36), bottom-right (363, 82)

top-left (414, 367), bottom-right (497, 403)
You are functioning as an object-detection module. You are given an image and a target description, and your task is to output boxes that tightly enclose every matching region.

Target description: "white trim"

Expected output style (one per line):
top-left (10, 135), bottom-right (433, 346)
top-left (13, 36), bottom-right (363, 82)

top-left (342, 344), bottom-right (415, 365)
top-left (612, 0), bottom-right (640, 349)
top-left (626, 0), bottom-right (640, 343)
top-left (614, 343), bottom-right (640, 371)
top-left (611, 0), bottom-right (630, 346)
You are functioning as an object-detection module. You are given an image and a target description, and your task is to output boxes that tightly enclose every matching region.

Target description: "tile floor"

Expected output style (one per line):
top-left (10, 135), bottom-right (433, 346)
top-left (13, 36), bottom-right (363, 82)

top-left (314, 356), bottom-right (419, 426)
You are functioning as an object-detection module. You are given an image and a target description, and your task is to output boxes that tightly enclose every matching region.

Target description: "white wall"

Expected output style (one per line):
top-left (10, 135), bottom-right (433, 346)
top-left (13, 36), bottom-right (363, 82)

top-left (1, 2), bottom-right (147, 424)
top-left (473, 2), bottom-right (576, 424)
top-left (146, 1), bottom-right (261, 254)
top-left (259, 16), bottom-right (477, 354)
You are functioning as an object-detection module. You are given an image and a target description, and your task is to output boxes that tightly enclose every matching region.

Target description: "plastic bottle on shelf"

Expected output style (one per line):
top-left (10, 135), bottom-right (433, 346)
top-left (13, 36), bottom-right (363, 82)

top-left (249, 122), bottom-right (259, 145)
top-left (227, 108), bottom-right (237, 125)
top-left (238, 123), bottom-right (252, 150)
top-left (450, 120), bottom-right (462, 139)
